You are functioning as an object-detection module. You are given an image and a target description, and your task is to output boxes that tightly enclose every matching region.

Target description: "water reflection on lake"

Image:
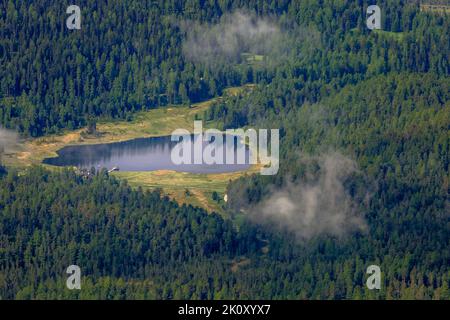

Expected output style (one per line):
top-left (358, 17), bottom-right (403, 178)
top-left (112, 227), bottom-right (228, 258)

top-left (43, 134), bottom-right (251, 173)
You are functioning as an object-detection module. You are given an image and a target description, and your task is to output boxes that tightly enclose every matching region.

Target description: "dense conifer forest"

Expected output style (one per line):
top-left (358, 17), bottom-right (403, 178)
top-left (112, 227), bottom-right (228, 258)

top-left (0, 0), bottom-right (449, 299)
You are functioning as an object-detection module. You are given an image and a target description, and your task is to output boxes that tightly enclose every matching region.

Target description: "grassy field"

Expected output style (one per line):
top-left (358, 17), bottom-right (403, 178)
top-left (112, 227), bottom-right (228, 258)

top-left (4, 85), bottom-right (257, 213)
top-left (349, 27), bottom-right (405, 42)
top-left (373, 29), bottom-right (405, 41)
top-left (112, 166), bottom-right (260, 215)
top-left (242, 53), bottom-right (264, 62)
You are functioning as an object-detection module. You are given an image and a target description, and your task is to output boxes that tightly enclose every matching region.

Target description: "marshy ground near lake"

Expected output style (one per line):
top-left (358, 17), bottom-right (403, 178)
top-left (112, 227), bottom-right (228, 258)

top-left (4, 85), bottom-right (257, 214)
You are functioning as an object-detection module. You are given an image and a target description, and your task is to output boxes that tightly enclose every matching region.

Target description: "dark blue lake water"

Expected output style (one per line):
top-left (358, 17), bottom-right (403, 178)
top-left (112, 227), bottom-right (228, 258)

top-left (43, 134), bottom-right (251, 173)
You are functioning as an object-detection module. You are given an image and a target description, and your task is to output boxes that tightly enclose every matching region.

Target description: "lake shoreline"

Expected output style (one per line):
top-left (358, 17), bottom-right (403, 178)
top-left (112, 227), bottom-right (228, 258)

top-left (4, 85), bottom-right (258, 213)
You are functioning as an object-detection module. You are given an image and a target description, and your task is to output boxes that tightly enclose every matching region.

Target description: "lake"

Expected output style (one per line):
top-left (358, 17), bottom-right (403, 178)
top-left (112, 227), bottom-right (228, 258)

top-left (43, 134), bottom-right (251, 173)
